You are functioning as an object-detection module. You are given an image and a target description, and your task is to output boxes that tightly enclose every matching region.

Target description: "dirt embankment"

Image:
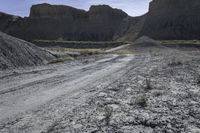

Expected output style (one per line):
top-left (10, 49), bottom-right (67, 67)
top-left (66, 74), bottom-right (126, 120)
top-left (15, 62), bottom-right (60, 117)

top-left (0, 32), bottom-right (55, 70)
top-left (32, 40), bottom-right (124, 49)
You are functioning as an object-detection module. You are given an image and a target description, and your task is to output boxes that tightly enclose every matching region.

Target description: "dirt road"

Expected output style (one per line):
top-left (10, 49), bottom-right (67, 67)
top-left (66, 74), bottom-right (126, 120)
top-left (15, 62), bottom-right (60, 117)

top-left (1, 47), bottom-right (200, 133)
top-left (0, 54), bottom-right (135, 132)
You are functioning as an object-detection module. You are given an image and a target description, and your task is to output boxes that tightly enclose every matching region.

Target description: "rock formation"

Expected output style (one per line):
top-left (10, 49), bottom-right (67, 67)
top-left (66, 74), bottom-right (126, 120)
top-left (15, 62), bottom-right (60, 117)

top-left (0, 12), bottom-right (20, 31)
top-left (0, 3), bottom-right (142, 41)
top-left (139, 0), bottom-right (200, 40)
top-left (0, 32), bottom-right (55, 70)
top-left (1, 1), bottom-right (200, 41)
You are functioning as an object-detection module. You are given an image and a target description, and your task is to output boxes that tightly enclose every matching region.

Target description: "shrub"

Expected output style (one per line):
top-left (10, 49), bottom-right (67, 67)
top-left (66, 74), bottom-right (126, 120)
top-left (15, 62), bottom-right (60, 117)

top-left (168, 58), bottom-right (183, 66)
top-left (135, 95), bottom-right (148, 107)
top-left (104, 106), bottom-right (113, 126)
top-left (144, 77), bottom-right (153, 91)
top-left (197, 75), bottom-right (200, 85)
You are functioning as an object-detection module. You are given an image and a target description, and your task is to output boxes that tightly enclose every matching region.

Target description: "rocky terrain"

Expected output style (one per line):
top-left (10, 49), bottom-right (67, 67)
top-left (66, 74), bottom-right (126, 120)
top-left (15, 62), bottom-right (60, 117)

top-left (139, 0), bottom-right (200, 40)
top-left (0, 4), bottom-right (143, 41)
top-left (1, 0), bottom-right (200, 41)
top-left (1, 0), bottom-right (200, 132)
top-left (0, 37), bottom-right (200, 132)
top-left (0, 32), bottom-right (55, 70)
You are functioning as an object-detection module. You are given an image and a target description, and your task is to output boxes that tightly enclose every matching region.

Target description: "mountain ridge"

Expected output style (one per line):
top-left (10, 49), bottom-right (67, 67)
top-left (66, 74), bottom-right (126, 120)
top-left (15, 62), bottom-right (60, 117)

top-left (1, 0), bottom-right (200, 41)
top-left (0, 3), bottom-right (142, 41)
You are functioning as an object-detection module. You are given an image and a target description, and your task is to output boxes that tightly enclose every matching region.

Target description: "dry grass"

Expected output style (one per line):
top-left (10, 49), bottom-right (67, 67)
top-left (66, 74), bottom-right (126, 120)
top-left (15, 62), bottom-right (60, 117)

top-left (48, 56), bottom-right (74, 64)
top-left (112, 49), bottom-right (133, 55)
top-left (48, 48), bottom-right (105, 55)
top-left (34, 40), bottom-right (124, 45)
top-left (160, 40), bottom-right (200, 45)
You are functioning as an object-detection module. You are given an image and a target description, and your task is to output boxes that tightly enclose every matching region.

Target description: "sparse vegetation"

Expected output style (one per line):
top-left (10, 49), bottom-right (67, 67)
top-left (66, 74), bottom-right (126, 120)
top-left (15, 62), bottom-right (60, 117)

top-left (33, 40), bottom-right (125, 49)
top-left (144, 77), bottom-right (153, 91)
top-left (104, 106), bottom-right (113, 126)
top-left (168, 58), bottom-right (183, 66)
top-left (161, 40), bottom-right (200, 45)
top-left (135, 95), bottom-right (148, 107)
top-left (48, 48), bottom-right (104, 55)
top-left (48, 56), bottom-right (73, 64)
top-left (112, 49), bottom-right (133, 55)
top-left (196, 75), bottom-right (200, 85)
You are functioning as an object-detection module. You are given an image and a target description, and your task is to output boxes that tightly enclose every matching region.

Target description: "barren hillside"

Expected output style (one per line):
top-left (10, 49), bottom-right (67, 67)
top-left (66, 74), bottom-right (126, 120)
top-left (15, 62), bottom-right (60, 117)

top-left (0, 32), bottom-right (55, 70)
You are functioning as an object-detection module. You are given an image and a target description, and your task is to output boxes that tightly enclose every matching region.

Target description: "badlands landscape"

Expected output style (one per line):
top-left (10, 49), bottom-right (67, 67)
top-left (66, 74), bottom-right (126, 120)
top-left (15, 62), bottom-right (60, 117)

top-left (0, 0), bottom-right (200, 133)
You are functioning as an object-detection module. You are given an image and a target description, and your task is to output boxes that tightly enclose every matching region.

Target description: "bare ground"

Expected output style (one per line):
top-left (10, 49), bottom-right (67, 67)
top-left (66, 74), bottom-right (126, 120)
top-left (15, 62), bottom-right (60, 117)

top-left (0, 46), bottom-right (200, 133)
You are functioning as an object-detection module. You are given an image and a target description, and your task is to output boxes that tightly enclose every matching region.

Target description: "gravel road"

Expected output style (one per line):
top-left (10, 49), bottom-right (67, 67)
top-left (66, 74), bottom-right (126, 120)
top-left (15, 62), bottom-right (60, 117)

top-left (1, 47), bottom-right (200, 133)
top-left (0, 54), bottom-right (134, 132)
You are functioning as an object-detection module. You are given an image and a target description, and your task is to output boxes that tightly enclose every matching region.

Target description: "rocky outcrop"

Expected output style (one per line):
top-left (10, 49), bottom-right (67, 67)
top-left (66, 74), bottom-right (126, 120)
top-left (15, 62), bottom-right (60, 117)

top-left (0, 32), bottom-right (55, 70)
top-left (116, 15), bottom-right (146, 41)
top-left (2, 1), bottom-right (200, 41)
top-left (0, 12), bottom-right (20, 31)
top-left (0, 3), bottom-right (141, 41)
top-left (30, 3), bottom-right (87, 20)
top-left (139, 0), bottom-right (200, 40)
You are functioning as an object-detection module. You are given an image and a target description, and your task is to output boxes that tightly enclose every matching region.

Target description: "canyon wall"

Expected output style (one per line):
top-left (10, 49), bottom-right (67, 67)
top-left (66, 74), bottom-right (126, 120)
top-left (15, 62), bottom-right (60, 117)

top-left (139, 0), bottom-right (200, 40)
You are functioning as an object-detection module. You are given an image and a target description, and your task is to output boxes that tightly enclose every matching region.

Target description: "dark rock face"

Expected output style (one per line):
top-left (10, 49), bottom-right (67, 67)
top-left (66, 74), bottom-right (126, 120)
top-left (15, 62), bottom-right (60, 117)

top-left (0, 32), bottom-right (55, 70)
top-left (0, 4), bottom-right (141, 41)
top-left (139, 0), bottom-right (200, 40)
top-left (30, 3), bottom-right (87, 19)
top-left (117, 15), bottom-right (146, 41)
top-left (0, 12), bottom-right (20, 31)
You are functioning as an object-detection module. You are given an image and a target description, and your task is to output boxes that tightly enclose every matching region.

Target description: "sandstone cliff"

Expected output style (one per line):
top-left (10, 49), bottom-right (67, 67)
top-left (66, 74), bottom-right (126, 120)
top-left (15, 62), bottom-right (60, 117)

top-left (30, 3), bottom-right (87, 19)
top-left (139, 0), bottom-right (200, 40)
top-left (1, 1), bottom-right (200, 41)
top-left (0, 4), bottom-right (141, 41)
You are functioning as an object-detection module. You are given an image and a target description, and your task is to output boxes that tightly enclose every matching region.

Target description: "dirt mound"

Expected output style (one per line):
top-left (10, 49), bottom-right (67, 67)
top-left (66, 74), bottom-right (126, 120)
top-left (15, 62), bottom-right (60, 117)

top-left (134, 36), bottom-right (160, 47)
top-left (0, 32), bottom-right (55, 70)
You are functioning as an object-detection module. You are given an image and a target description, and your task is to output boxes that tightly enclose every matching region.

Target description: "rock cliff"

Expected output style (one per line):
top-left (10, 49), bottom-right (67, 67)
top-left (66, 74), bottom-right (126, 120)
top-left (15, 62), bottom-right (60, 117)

top-left (1, 1), bottom-right (200, 41)
top-left (0, 4), bottom-right (140, 41)
top-left (30, 3), bottom-right (87, 20)
top-left (0, 12), bottom-right (20, 31)
top-left (139, 0), bottom-right (200, 40)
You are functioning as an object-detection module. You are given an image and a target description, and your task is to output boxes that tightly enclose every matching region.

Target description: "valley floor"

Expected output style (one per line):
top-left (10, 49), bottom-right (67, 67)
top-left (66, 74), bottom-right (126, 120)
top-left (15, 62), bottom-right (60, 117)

top-left (0, 46), bottom-right (200, 133)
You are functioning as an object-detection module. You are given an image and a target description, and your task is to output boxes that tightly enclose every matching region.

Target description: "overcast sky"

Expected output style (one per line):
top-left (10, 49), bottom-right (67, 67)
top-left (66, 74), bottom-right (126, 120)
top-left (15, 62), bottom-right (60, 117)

top-left (0, 0), bottom-right (151, 17)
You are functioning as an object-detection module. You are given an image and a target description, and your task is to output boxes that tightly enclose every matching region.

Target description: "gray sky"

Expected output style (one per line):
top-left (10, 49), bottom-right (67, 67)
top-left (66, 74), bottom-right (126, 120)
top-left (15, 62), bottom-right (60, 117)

top-left (0, 0), bottom-right (151, 17)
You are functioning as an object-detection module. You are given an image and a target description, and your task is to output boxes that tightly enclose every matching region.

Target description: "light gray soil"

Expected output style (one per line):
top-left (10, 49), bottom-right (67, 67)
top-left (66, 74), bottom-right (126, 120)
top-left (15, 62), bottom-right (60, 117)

top-left (0, 46), bottom-right (200, 133)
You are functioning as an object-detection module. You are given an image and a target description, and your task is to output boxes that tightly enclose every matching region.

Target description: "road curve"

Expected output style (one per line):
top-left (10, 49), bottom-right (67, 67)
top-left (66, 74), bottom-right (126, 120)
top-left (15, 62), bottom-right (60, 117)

top-left (0, 54), bottom-right (134, 132)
